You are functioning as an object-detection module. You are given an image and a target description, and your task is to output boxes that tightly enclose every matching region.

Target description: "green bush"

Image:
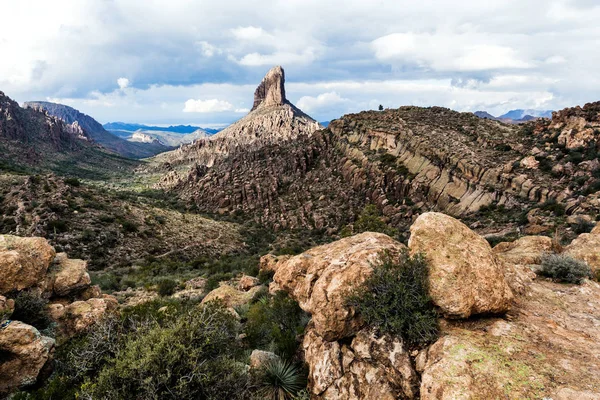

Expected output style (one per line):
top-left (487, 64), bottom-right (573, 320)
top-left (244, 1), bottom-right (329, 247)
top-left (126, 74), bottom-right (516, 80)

top-left (11, 291), bottom-right (53, 331)
top-left (540, 198), bottom-right (565, 216)
top-left (83, 303), bottom-right (250, 400)
top-left (157, 278), bottom-right (178, 297)
top-left (571, 217), bottom-right (595, 234)
top-left (64, 178), bottom-right (81, 187)
top-left (538, 254), bottom-right (592, 284)
top-left (345, 251), bottom-right (438, 346)
top-left (341, 204), bottom-right (397, 238)
top-left (245, 291), bottom-right (309, 359)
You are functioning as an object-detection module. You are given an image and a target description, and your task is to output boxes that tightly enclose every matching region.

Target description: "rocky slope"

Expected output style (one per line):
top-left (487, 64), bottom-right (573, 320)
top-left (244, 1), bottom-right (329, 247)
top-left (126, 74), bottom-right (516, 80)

top-left (144, 66), bottom-right (321, 180)
top-left (0, 92), bottom-right (139, 179)
top-left (0, 235), bottom-right (117, 394)
top-left (24, 101), bottom-right (171, 159)
top-left (159, 102), bottom-right (600, 241)
top-left (261, 213), bottom-right (600, 399)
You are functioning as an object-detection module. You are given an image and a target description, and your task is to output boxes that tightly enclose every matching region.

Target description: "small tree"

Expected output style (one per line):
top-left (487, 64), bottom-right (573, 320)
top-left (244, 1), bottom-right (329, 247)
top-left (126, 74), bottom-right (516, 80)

top-left (378, 104), bottom-right (384, 111)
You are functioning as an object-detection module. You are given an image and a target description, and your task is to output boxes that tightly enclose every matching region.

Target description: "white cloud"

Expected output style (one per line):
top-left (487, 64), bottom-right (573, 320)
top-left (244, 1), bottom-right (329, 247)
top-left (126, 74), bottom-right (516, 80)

top-left (235, 49), bottom-right (317, 66)
top-left (183, 98), bottom-right (235, 113)
top-left (372, 32), bottom-right (531, 71)
top-left (117, 77), bottom-right (130, 89)
top-left (297, 92), bottom-right (350, 113)
top-left (231, 26), bottom-right (268, 41)
top-left (196, 41), bottom-right (219, 57)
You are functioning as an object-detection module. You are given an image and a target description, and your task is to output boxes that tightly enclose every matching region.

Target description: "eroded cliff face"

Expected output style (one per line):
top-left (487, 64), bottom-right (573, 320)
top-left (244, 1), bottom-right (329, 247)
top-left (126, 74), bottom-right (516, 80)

top-left (147, 66), bottom-right (321, 180)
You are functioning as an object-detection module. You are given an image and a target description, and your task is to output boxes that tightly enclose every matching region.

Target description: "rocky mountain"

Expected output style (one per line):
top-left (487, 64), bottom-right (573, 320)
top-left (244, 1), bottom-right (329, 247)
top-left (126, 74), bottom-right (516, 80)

top-left (158, 100), bottom-right (599, 242)
top-left (474, 109), bottom-right (548, 124)
top-left (104, 122), bottom-right (219, 135)
top-left (145, 66), bottom-right (321, 176)
top-left (24, 102), bottom-right (171, 159)
top-left (1, 92), bottom-right (137, 178)
top-left (117, 128), bottom-right (209, 147)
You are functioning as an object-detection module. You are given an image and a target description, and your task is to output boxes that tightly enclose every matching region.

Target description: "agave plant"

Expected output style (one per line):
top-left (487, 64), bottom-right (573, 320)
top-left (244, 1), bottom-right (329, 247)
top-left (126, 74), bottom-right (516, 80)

top-left (258, 359), bottom-right (306, 400)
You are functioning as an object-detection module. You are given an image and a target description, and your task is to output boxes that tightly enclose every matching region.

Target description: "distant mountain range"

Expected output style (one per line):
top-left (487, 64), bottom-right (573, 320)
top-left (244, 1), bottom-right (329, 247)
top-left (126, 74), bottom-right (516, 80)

top-left (474, 109), bottom-right (553, 124)
top-left (24, 102), bottom-right (171, 159)
top-left (103, 122), bottom-right (221, 135)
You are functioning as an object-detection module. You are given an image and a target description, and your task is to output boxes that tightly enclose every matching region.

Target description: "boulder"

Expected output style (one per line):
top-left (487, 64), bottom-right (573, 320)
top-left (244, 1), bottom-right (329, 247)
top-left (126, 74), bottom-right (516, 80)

top-left (259, 253), bottom-right (290, 274)
top-left (48, 253), bottom-right (91, 297)
top-left (0, 321), bottom-right (55, 394)
top-left (408, 212), bottom-right (513, 318)
top-left (0, 235), bottom-right (55, 295)
top-left (564, 230), bottom-right (600, 273)
top-left (272, 232), bottom-right (407, 341)
top-left (249, 349), bottom-right (280, 370)
top-left (201, 285), bottom-right (261, 308)
top-left (0, 295), bottom-right (15, 319)
top-left (237, 275), bottom-right (260, 291)
top-left (48, 296), bottom-right (118, 340)
top-left (304, 326), bottom-right (418, 399)
top-left (493, 236), bottom-right (553, 266)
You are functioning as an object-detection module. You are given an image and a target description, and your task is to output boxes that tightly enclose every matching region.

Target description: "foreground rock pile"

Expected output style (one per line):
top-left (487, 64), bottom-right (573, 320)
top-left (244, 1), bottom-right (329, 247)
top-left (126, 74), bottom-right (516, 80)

top-left (262, 212), bottom-right (600, 399)
top-left (0, 235), bottom-right (117, 394)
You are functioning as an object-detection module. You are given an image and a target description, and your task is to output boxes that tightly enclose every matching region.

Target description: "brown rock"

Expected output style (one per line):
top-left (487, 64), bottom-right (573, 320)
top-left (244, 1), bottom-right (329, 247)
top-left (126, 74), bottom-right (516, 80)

top-left (0, 235), bottom-right (55, 295)
top-left (49, 296), bottom-right (118, 340)
top-left (49, 253), bottom-right (91, 297)
top-left (272, 232), bottom-right (406, 341)
top-left (304, 326), bottom-right (418, 399)
top-left (520, 156), bottom-right (539, 169)
top-left (0, 321), bottom-right (55, 394)
top-left (201, 285), bottom-right (261, 308)
top-left (237, 275), bottom-right (260, 291)
top-left (249, 349), bottom-right (280, 370)
top-left (564, 230), bottom-right (600, 272)
top-left (493, 236), bottom-right (553, 266)
top-left (251, 66), bottom-right (286, 111)
top-left (0, 295), bottom-right (15, 319)
top-left (408, 212), bottom-right (513, 318)
top-left (78, 285), bottom-right (103, 301)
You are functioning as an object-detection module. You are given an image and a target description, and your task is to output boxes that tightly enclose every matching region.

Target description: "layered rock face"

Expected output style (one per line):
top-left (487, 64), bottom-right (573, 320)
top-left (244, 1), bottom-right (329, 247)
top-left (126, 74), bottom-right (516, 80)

top-left (251, 65), bottom-right (286, 111)
top-left (0, 235), bottom-right (116, 394)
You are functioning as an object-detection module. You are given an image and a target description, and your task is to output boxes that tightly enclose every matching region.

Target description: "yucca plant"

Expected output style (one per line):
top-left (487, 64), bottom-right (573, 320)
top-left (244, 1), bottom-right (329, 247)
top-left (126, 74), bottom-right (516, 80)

top-left (257, 359), bottom-right (306, 400)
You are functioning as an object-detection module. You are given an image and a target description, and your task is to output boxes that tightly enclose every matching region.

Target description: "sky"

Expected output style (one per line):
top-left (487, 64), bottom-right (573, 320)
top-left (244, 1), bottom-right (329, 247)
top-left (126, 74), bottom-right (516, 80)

top-left (1, 0), bottom-right (599, 127)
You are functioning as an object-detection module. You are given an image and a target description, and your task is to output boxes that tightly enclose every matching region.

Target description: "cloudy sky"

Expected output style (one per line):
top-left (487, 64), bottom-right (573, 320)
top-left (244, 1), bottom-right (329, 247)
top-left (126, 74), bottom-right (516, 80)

top-left (1, 0), bottom-right (599, 127)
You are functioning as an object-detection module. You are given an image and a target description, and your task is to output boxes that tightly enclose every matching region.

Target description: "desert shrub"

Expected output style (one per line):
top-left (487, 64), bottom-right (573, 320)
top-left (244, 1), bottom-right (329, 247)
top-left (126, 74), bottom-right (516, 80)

top-left (83, 302), bottom-right (250, 400)
top-left (11, 291), bottom-right (53, 331)
top-left (64, 178), bottom-right (81, 187)
top-left (258, 269), bottom-right (275, 285)
top-left (46, 219), bottom-right (68, 233)
top-left (205, 272), bottom-right (233, 292)
top-left (341, 204), bottom-right (397, 238)
top-left (538, 254), bottom-right (592, 284)
top-left (571, 217), bottom-right (595, 234)
top-left (345, 251), bottom-right (438, 346)
top-left (540, 198), bottom-right (565, 216)
top-left (245, 291), bottom-right (309, 359)
top-left (254, 359), bottom-right (307, 400)
top-left (120, 219), bottom-right (138, 233)
top-left (157, 278), bottom-right (178, 296)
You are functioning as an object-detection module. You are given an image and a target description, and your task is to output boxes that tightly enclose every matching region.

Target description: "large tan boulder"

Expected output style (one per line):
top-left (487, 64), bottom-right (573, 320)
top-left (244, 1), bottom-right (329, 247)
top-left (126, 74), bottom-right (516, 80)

top-left (48, 296), bottom-right (118, 340)
top-left (564, 230), bottom-right (600, 273)
top-left (493, 236), bottom-right (553, 266)
top-left (237, 275), bottom-right (260, 291)
top-left (201, 285), bottom-right (261, 308)
top-left (408, 212), bottom-right (513, 318)
top-left (272, 232), bottom-right (406, 341)
top-left (0, 321), bottom-right (55, 394)
top-left (48, 253), bottom-right (91, 297)
top-left (249, 349), bottom-right (280, 370)
top-left (0, 235), bottom-right (55, 295)
top-left (304, 326), bottom-right (418, 399)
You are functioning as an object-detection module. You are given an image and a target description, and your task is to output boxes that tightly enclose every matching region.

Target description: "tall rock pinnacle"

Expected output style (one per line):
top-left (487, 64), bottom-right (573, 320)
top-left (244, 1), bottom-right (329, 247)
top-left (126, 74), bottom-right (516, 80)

top-left (251, 66), bottom-right (287, 111)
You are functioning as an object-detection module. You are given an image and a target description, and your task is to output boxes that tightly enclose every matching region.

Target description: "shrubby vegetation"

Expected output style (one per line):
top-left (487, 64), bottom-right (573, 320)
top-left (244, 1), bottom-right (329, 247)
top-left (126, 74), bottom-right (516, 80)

top-left (345, 251), bottom-right (438, 346)
top-left (537, 254), bottom-right (592, 284)
top-left (340, 204), bottom-right (398, 238)
top-left (15, 292), bottom-right (310, 399)
top-left (11, 291), bottom-right (53, 333)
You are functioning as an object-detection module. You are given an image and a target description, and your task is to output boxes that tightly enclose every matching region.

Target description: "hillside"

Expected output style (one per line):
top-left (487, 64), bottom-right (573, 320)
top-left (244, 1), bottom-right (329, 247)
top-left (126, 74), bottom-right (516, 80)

top-left (24, 101), bottom-right (172, 158)
top-left (0, 92), bottom-right (138, 179)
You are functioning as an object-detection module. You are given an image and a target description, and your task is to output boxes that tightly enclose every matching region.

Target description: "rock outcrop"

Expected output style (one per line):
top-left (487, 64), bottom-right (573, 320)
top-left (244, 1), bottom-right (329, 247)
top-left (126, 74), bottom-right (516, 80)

top-left (47, 253), bottom-right (91, 297)
top-left (201, 284), bottom-right (262, 308)
top-left (0, 235), bottom-right (56, 294)
top-left (251, 66), bottom-right (286, 111)
top-left (0, 321), bottom-right (55, 394)
top-left (493, 235), bottom-right (553, 266)
top-left (564, 228), bottom-right (600, 273)
top-left (270, 232), bottom-right (407, 341)
top-left (408, 212), bottom-right (513, 318)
